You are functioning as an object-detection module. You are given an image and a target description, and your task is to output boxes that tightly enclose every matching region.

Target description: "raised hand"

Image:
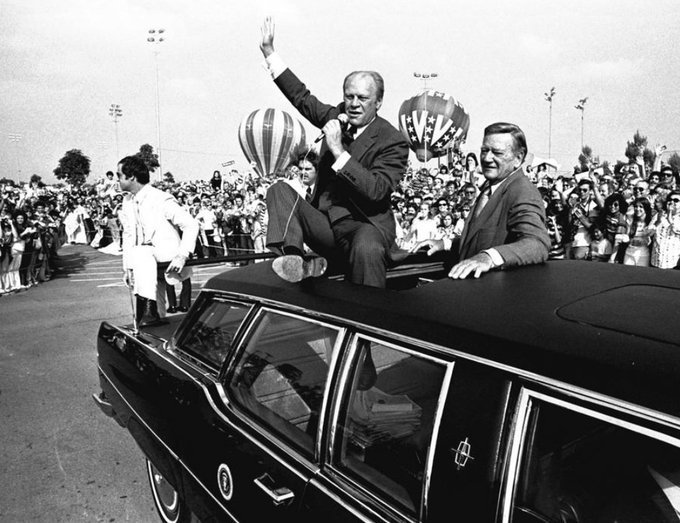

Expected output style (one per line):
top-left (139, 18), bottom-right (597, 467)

top-left (260, 17), bottom-right (275, 57)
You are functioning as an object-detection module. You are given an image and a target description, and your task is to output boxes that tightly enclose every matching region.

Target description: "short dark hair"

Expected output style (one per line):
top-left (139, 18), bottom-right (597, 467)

top-left (292, 147), bottom-right (319, 170)
top-left (483, 122), bottom-right (527, 162)
top-left (604, 192), bottom-right (628, 214)
top-left (343, 71), bottom-right (385, 101)
top-left (118, 156), bottom-right (150, 184)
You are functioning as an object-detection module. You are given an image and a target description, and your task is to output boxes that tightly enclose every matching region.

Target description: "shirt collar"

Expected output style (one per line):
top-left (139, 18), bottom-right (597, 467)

top-left (352, 116), bottom-right (376, 138)
top-left (134, 183), bottom-right (151, 204)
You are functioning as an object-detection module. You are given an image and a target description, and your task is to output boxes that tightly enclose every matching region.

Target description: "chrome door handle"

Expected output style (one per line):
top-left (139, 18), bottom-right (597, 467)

top-left (253, 473), bottom-right (295, 506)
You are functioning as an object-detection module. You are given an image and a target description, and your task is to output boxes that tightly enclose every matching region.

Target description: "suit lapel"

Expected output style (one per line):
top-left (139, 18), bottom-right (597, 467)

top-left (348, 118), bottom-right (379, 163)
top-left (458, 169), bottom-right (522, 255)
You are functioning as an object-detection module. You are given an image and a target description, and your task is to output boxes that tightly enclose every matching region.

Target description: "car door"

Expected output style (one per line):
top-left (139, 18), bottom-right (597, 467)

top-left (301, 333), bottom-right (457, 522)
top-left (301, 335), bottom-right (515, 522)
top-left (178, 305), bottom-right (346, 521)
top-left (501, 385), bottom-right (680, 523)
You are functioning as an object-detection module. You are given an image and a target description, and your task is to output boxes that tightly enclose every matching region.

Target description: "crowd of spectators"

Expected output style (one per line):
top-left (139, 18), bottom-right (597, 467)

top-left (2, 149), bottom-right (679, 296)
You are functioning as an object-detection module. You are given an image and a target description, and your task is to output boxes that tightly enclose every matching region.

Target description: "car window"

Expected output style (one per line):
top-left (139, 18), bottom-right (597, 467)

top-left (511, 396), bottom-right (680, 523)
top-left (227, 310), bottom-right (342, 457)
top-left (177, 298), bottom-right (251, 369)
top-left (331, 336), bottom-right (448, 518)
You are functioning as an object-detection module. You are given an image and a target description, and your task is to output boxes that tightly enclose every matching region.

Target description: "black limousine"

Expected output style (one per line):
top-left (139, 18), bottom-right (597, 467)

top-left (94, 259), bottom-right (680, 523)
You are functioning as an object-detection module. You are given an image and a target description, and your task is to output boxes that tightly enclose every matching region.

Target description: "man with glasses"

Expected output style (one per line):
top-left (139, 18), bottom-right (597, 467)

top-left (569, 179), bottom-right (600, 260)
top-left (633, 180), bottom-right (652, 203)
top-left (650, 191), bottom-right (680, 269)
top-left (660, 166), bottom-right (677, 191)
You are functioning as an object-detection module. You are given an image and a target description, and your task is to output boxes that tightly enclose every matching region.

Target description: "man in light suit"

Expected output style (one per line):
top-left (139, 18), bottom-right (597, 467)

top-left (412, 122), bottom-right (549, 279)
top-left (260, 18), bottom-right (409, 288)
top-left (118, 156), bottom-right (199, 327)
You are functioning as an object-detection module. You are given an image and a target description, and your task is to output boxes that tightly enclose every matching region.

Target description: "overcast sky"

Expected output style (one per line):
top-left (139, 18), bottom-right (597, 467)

top-left (2, 0), bottom-right (679, 183)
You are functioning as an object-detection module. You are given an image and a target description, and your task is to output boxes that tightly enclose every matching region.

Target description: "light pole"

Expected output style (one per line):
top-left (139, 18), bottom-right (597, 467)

top-left (8, 133), bottom-right (22, 177)
top-left (413, 72), bottom-right (438, 165)
top-left (575, 97), bottom-right (588, 150)
top-left (147, 28), bottom-right (165, 180)
top-left (544, 87), bottom-right (556, 158)
top-left (109, 104), bottom-right (123, 159)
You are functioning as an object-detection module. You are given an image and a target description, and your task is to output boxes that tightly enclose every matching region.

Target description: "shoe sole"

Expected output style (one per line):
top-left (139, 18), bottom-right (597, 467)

top-left (272, 255), bottom-right (327, 283)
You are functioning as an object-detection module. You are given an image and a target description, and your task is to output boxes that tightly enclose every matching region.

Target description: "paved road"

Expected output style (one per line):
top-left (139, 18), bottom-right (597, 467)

top-left (0, 244), bottom-right (225, 522)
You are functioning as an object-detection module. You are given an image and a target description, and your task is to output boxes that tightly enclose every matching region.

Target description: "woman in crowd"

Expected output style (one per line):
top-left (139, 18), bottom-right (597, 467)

top-left (546, 194), bottom-right (570, 260)
top-left (463, 152), bottom-right (482, 186)
top-left (650, 190), bottom-right (680, 269)
top-left (0, 208), bottom-right (22, 293)
top-left (63, 201), bottom-right (89, 244)
top-left (616, 197), bottom-right (653, 267)
top-left (599, 193), bottom-right (629, 249)
top-left (210, 170), bottom-right (223, 192)
top-left (435, 213), bottom-right (457, 242)
top-left (13, 211), bottom-right (39, 288)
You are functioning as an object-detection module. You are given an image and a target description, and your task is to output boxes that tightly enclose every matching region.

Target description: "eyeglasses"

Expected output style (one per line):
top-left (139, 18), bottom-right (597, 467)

top-left (634, 187), bottom-right (646, 192)
top-left (578, 188), bottom-right (590, 192)
top-left (669, 198), bottom-right (680, 204)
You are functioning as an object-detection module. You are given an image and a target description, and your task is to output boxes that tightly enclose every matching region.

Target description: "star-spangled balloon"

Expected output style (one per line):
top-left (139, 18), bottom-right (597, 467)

top-left (238, 108), bottom-right (306, 178)
top-left (398, 91), bottom-right (470, 162)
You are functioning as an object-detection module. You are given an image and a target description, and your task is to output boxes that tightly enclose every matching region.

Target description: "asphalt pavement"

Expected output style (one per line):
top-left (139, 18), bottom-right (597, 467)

top-left (0, 244), bottom-right (185, 522)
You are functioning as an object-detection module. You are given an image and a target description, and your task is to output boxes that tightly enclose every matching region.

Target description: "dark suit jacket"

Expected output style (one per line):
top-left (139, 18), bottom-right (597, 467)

top-left (455, 169), bottom-right (550, 267)
top-left (274, 68), bottom-right (409, 247)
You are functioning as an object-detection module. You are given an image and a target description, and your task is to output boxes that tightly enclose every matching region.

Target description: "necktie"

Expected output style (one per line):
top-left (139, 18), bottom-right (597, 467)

top-left (474, 184), bottom-right (491, 218)
top-left (305, 186), bottom-right (313, 203)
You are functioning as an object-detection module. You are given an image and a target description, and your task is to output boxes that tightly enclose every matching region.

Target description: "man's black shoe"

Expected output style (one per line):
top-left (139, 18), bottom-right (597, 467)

top-left (167, 306), bottom-right (177, 314)
top-left (178, 306), bottom-right (189, 313)
top-left (272, 255), bottom-right (327, 283)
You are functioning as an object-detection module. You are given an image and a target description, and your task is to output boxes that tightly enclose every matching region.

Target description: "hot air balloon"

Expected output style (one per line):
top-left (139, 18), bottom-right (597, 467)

top-left (398, 91), bottom-right (470, 163)
top-left (238, 108), bottom-right (306, 178)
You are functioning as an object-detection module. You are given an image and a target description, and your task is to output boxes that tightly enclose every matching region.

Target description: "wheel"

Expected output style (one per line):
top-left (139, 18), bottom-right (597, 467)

top-left (146, 458), bottom-right (191, 523)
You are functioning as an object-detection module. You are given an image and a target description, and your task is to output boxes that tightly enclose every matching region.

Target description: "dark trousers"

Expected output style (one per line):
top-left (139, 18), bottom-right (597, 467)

top-left (266, 181), bottom-right (388, 288)
top-left (166, 279), bottom-right (191, 308)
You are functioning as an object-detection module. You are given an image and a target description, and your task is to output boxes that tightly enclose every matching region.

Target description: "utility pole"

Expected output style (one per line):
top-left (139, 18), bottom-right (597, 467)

top-left (8, 133), bottom-right (22, 177)
top-left (575, 97), bottom-right (588, 150)
top-left (147, 28), bottom-right (166, 180)
top-left (544, 87), bottom-right (556, 158)
top-left (109, 104), bottom-right (123, 159)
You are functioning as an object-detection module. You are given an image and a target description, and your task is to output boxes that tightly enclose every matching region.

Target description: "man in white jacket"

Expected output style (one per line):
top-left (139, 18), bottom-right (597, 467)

top-left (118, 156), bottom-right (199, 327)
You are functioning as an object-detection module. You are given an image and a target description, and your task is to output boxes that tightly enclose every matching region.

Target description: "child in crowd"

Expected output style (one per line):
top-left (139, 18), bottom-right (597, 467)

top-left (587, 224), bottom-right (613, 262)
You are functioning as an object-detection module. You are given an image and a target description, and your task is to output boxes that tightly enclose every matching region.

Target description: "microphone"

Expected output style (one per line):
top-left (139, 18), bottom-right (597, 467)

top-left (314, 114), bottom-right (350, 143)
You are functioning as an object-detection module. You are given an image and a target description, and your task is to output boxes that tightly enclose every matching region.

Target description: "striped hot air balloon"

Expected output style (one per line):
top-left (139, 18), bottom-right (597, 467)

top-left (398, 91), bottom-right (470, 163)
top-left (238, 108), bottom-right (306, 178)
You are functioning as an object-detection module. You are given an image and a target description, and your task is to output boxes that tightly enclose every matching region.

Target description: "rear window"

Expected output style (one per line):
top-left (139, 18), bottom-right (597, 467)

top-left (176, 297), bottom-right (251, 369)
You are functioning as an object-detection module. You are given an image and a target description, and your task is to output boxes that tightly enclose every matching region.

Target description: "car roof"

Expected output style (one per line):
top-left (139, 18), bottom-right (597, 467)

top-left (205, 260), bottom-right (680, 418)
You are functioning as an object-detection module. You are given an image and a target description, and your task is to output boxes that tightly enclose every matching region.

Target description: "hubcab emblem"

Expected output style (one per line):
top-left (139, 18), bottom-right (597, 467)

top-left (217, 463), bottom-right (234, 501)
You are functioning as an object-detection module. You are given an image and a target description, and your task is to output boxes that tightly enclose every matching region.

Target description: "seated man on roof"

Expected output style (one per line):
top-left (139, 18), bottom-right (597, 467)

top-left (412, 122), bottom-right (550, 279)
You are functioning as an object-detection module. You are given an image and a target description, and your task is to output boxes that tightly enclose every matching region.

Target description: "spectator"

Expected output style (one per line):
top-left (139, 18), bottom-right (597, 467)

top-left (546, 195), bottom-right (570, 260)
top-left (650, 191), bottom-right (680, 269)
top-left (435, 213), bottom-right (457, 242)
top-left (586, 223), bottom-right (613, 262)
top-left (615, 197), bottom-right (653, 267)
top-left (0, 208), bottom-right (21, 293)
top-left (210, 170), bottom-right (223, 192)
top-left (568, 179), bottom-right (600, 260)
